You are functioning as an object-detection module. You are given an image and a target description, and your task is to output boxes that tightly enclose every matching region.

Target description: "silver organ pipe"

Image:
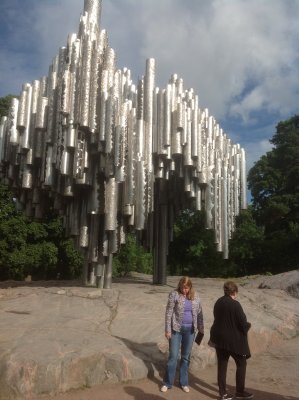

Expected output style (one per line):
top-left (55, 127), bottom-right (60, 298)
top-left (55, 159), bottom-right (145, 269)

top-left (0, 0), bottom-right (247, 286)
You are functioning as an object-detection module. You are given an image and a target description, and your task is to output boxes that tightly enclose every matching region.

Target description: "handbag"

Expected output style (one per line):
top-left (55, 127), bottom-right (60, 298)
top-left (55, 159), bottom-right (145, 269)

top-left (195, 331), bottom-right (204, 345)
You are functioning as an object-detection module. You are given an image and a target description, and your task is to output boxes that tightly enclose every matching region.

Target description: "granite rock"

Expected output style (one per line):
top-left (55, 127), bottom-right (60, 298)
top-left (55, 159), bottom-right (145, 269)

top-left (0, 273), bottom-right (298, 399)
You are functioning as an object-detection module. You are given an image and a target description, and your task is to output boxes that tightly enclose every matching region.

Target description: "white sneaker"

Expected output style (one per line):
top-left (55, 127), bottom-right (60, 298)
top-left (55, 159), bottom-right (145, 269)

top-left (160, 385), bottom-right (168, 392)
top-left (182, 386), bottom-right (190, 393)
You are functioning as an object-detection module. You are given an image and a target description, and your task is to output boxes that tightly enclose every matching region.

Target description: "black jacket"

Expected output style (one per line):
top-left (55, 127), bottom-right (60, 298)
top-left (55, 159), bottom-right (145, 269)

top-left (210, 295), bottom-right (251, 358)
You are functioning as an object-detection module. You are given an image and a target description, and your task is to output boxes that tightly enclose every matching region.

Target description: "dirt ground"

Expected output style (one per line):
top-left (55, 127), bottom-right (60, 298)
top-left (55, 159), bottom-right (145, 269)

top-left (37, 336), bottom-right (299, 400)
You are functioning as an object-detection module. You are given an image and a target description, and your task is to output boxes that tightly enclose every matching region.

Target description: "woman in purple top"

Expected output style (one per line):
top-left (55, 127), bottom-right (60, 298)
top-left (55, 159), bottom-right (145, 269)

top-left (160, 276), bottom-right (204, 393)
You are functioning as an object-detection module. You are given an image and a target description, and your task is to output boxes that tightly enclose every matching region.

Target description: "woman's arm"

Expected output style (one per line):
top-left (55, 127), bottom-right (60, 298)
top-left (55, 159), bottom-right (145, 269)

top-left (235, 301), bottom-right (251, 333)
top-left (165, 291), bottom-right (176, 338)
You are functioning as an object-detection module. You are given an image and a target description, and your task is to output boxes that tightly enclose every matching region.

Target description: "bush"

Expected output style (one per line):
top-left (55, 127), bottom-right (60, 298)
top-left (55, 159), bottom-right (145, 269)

top-left (113, 233), bottom-right (153, 277)
top-left (0, 183), bottom-right (83, 280)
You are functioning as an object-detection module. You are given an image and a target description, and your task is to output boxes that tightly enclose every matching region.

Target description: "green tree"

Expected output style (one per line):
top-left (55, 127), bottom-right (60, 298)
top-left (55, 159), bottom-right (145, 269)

top-left (40, 213), bottom-right (83, 279)
top-left (167, 210), bottom-right (227, 277)
top-left (113, 233), bottom-right (153, 276)
top-left (0, 183), bottom-right (17, 219)
top-left (228, 207), bottom-right (264, 275)
top-left (247, 115), bottom-right (299, 273)
top-left (0, 95), bottom-right (15, 119)
top-left (0, 183), bottom-right (83, 280)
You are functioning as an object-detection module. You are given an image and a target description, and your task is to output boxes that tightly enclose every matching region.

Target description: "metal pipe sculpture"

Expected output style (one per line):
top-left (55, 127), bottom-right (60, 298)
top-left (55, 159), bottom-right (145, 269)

top-left (0, 0), bottom-right (247, 288)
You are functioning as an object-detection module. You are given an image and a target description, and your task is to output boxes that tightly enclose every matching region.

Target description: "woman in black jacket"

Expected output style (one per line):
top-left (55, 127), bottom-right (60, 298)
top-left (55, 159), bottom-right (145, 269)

top-left (210, 281), bottom-right (253, 400)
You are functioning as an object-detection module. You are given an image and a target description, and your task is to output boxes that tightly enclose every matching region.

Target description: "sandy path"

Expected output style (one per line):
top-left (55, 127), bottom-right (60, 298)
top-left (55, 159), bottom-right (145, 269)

top-left (37, 336), bottom-right (299, 400)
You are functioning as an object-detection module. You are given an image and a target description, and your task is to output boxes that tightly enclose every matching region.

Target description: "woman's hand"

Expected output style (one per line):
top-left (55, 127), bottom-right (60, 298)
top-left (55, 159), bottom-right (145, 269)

top-left (165, 331), bottom-right (171, 340)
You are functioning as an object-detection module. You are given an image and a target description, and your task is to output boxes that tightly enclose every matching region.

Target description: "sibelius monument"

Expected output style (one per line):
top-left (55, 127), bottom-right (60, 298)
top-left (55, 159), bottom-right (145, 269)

top-left (0, 0), bottom-right (247, 288)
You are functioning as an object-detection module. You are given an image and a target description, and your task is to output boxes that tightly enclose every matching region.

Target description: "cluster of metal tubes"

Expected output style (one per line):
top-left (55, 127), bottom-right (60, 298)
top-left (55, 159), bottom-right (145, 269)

top-left (0, 0), bottom-right (246, 287)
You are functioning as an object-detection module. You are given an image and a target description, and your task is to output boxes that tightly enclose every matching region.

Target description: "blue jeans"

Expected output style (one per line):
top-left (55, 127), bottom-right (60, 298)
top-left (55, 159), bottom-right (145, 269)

top-left (164, 325), bottom-right (195, 388)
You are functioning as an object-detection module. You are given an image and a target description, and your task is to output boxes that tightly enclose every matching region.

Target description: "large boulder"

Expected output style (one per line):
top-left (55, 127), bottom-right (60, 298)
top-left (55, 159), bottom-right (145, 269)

top-left (244, 269), bottom-right (299, 298)
top-left (0, 274), bottom-right (298, 399)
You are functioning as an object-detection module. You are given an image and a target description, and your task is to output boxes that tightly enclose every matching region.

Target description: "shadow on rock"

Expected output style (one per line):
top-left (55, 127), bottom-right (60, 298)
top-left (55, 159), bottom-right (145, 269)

top-left (115, 335), bottom-right (218, 399)
top-left (226, 384), bottom-right (299, 400)
top-left (124, 386), bottom-right (165, 400)
top-left (114, 336), bottom-right (165, 386)
top-left (189, 373), bottom-right (218, 398)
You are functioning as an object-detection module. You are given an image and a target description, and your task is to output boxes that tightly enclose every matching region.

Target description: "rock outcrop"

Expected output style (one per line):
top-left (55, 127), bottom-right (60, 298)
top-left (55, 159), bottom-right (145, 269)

top-left (253, 269), bottom-right (299, 299)
top-left (0, 272), bottom-right (298, 399)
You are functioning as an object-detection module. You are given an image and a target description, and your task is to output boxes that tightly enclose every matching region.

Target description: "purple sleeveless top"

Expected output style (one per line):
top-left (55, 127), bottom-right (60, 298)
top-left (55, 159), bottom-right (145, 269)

top-left (182, 299), bottom-right (193, 327)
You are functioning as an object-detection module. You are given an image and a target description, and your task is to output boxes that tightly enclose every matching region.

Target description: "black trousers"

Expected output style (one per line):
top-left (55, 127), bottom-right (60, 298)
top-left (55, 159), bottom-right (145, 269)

top-left (215, 347), bottom-right (247, 396)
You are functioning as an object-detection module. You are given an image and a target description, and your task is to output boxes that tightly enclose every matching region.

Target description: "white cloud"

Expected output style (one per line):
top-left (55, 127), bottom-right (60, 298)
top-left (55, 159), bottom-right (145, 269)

top-left (245, 139), bottom-right (273, 172)
top-left (108, 0), bottom-right (299, 122)
top-left (2, 0), bottom-right (299, 119)
top-left (0, 0), bottom-right (298, 169)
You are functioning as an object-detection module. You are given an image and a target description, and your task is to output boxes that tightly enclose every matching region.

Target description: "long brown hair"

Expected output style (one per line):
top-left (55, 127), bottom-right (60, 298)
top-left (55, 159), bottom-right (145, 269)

top-left (177, 276), bottom-right (195, 300)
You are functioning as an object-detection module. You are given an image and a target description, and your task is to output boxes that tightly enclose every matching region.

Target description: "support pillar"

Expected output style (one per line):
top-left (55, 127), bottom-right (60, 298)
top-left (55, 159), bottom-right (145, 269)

top-left (153, 179), bottom-right (168, 285)
top-left (104, 253), bottom-right (113, 289)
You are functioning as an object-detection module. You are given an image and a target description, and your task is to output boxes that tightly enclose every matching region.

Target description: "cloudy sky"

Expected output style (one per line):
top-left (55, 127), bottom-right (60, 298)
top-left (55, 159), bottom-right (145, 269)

top-left (0, 0), bottom-right (298, 172)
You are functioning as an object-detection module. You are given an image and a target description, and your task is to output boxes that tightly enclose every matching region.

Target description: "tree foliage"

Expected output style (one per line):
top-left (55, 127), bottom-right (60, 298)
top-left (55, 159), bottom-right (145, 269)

top-left (0, 183), bottom-right (83, 280)
top-left (0, 95), bottom-right (14, 119)
top-left (113, 233), bottom-right (153, 276)
top-left (167, 210), bottom-right (228, 277)
top-left (247, 115), bottom-right (299, 273)
top-left (228, 207), bottom-right (264, 275)
top-left (248, 116), bottom-right (299, 231)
